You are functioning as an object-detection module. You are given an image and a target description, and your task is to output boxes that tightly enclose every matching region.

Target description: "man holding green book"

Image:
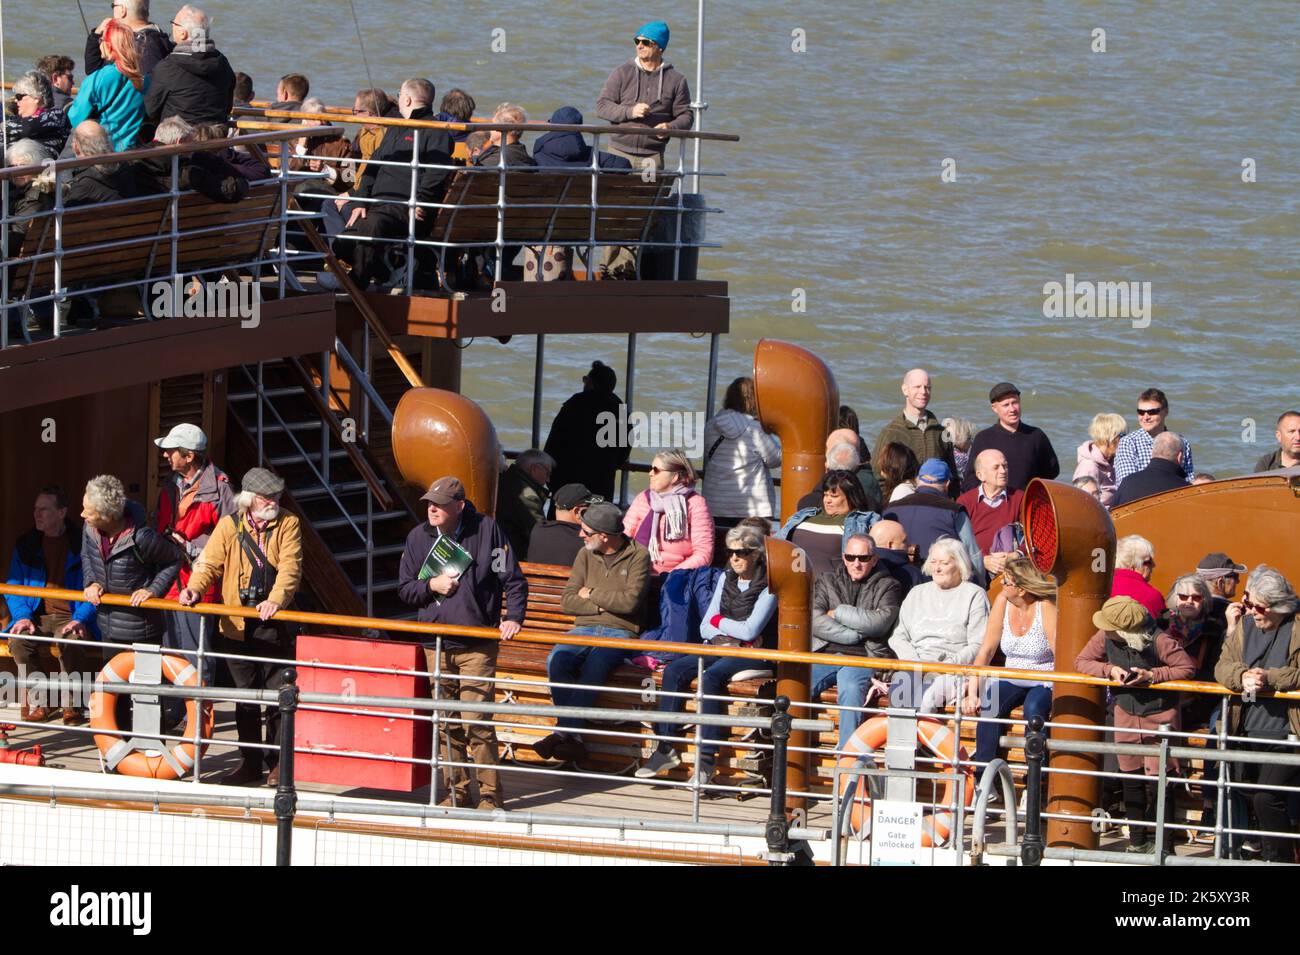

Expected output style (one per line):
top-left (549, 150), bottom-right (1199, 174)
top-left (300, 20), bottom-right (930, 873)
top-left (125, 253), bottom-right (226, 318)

top-left (397, 476), bottom-right (527, 811)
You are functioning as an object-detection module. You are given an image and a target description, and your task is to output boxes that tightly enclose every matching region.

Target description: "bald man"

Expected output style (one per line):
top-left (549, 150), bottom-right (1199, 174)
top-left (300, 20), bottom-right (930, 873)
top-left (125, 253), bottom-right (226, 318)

top-left (868, 519), bottom-right (922, 595)
top-left (957, 448), bottom-right (1024, 573)
top-left (873, 369), bottom-right (958, 497)
top-left (1111, 430), bottom-right (1190, 507)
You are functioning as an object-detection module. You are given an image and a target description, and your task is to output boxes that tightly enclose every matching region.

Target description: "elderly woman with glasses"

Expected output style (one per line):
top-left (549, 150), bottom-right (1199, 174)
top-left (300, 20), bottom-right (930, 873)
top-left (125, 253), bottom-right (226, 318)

top-left (1110, 534), bottom-right (1165, 621)
top-left (5, 71), bottom-right (71, 159)
top-left (623, 448), bottom-right (714, 575)
top-left (636, 522), bottom-right (775, 785)
top-left (1215, 565), bottom-right (1300, 862)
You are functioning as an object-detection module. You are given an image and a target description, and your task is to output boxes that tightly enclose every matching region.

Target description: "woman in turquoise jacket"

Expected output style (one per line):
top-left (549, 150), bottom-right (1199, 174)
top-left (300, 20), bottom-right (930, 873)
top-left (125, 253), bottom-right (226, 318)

top-left (66, 19), bottom-right (150, 152)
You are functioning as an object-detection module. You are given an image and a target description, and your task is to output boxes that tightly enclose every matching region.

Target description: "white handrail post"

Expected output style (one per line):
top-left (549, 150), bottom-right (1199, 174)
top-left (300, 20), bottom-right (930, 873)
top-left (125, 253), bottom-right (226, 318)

top-left (407, 128), bottom-right (419, 295)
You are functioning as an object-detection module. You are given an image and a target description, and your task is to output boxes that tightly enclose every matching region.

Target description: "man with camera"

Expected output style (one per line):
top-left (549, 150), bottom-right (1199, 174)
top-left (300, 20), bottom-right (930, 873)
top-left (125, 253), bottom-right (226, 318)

top-left (179, 468), bottom-right (301, 786)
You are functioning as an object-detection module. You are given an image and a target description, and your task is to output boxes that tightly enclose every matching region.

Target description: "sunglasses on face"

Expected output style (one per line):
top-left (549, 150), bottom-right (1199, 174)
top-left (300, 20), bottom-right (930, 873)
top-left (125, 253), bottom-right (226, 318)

top-left (648, 465), bottom-right (678, 476)
top-left (1242, 597), bottom-right (1268, 613)
top-left (635, 38), bottom-right (655, 47)
top-left (726, 548), bottom-right (756, 557)
top-left (843, 553), bottom-right (875, 564)
top-left (1136, 407), bottom-right (1164, 417)
top-left (1176, 592), bottom-right (1205, 603)
top-left (578, 527), bottom-right (603, 539)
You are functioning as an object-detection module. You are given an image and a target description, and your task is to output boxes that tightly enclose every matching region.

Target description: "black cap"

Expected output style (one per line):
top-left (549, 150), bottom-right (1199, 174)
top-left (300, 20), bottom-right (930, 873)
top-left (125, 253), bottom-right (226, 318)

top-left (553, 483), bottom-right (603, 511)
top-left (989, 382), bottom-right (1021, 403)
top-left (1197, 552), bottom-right (1247, 574)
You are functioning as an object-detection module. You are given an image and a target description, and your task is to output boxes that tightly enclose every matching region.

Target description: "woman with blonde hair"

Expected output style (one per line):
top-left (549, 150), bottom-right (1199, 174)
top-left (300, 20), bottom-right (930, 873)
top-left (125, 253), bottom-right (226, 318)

top-left (67, 18), bottom-right (149, 152)
top-left (1074, 413), bottom-right (1126, 508)
top-left (963, 556), bottom-right (1059, 770)
top-left (623, 448), bottom-right (715, 574)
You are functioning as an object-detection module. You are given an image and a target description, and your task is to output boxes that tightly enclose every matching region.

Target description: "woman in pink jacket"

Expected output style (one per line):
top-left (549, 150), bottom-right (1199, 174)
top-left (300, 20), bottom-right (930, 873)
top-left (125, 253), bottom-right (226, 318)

top-left (624, 448), bottom-right (715, 574)
top-left (1073, 413), bottom-right (1126, 508)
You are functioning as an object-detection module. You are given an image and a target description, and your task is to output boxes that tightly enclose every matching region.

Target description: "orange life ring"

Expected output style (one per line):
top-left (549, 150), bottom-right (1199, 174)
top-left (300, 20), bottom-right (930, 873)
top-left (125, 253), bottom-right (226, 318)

top-left (836, 715), bottom-right (976, 847)
top-left (89, 652), bottom-right (214, 780)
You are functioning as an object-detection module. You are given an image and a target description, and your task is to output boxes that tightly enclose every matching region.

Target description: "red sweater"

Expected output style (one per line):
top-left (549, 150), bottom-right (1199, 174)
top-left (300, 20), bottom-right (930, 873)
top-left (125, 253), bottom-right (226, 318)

top-left (957, 486), bottom-right (1024, 553)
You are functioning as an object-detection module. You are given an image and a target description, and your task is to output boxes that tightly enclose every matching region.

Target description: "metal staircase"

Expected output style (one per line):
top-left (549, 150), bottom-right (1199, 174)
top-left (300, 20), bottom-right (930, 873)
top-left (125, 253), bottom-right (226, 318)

top-left (225, 352), bottom-right (418, 622)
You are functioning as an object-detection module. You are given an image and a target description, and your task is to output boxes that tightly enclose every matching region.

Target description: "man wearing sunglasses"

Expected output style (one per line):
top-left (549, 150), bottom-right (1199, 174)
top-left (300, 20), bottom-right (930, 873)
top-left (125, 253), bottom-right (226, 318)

top-left (1215, 565), bottom-right (1300, 862)
top-left (810, 534), bottom-right (901, 751)
top-left (595, 19), bottom-right (693, 277)
top-left (36, 56), bottom-right (77, 110)
top-left (1113, 388), bottom-right (1195, 485)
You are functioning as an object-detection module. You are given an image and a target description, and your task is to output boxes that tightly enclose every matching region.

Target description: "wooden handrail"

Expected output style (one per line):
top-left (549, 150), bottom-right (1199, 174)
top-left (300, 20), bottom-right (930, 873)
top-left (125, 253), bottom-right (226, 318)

top-left (0, 126), bottom-right (343, 182)
top-left (233, 105), bottom-right (740, 142)
top-left (2, 583), bottom-right (1289, 700)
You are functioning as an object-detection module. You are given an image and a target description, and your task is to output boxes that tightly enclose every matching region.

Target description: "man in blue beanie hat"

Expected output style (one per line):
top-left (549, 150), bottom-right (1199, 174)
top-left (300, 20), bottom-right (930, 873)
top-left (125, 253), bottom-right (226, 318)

top-left (595, 19), bottom-right (693, 275)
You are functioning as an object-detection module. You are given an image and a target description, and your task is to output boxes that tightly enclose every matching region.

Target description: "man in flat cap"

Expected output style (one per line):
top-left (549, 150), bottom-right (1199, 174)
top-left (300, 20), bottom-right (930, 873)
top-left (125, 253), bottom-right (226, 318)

top-left (180, 467), bottom-right (302, 786)
top-left (397, 475), bottom-right (527, 811)
top-left (534, 500), bottom-right (651, 764)
top-left (960, 382), bottom-right (1059, 493)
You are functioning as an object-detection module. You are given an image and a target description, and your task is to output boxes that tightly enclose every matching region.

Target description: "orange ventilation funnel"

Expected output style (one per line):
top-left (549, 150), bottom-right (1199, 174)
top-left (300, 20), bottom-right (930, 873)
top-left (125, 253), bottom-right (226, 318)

top-left (391, 388), bottom-right (502, 516)
top-left (1021, 478), bottom-right (1115, 850)
top-left (753, 339), bottom-right (839, 522)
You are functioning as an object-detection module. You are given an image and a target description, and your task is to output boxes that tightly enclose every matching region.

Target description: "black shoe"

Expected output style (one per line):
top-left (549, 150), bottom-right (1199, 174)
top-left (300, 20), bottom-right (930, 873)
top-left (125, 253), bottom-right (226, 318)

top-left (533, 733), bottom-right (563, 760)
top-left (219, 761), bottom-right (265, 786)
top-left (551, 736), bottom-right (588, 764)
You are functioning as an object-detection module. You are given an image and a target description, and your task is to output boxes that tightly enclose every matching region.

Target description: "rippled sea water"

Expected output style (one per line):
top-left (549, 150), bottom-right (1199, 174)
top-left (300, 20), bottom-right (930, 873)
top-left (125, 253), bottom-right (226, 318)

top-left (13, 1), bottom-right (1298, 476)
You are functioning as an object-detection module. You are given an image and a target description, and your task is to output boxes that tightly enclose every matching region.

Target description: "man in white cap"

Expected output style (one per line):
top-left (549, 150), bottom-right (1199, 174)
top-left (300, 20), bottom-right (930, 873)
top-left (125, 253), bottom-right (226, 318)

top-left (180, 467), bottom-right (302, 786)
top-left (153, 422), bottom-right (235, 692)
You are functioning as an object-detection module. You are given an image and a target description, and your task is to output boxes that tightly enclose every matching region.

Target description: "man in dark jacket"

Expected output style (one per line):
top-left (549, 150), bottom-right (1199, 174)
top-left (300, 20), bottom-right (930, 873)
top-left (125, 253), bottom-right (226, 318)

top-left (496, 450), bottom-right (553, 560)
top-left (84, 1), bottom-right (174, 76)
top-left (80, 474), bottom-right (182, 646)
top-left (396, 476), bottom-right (526, 810)
top-left (473, 102), bottom-right (537, 170)
top-left (884, 460), bottom-right (985, 584)
top-left (960, 382), bottom-right (1059, 493)
top-left (869, 520), bottom-right (924, 595)
top-left (334, 77), bottom-right (453, 290)
top-left (532, 107), bottom-right (633, 170)
top-left (543, 361), bottom-right (630, 501)
top-left (810, 534), bottom-right (902, 750)
top-left (5, 486), bottom-right (98, 724)
top-left (527, 484), bottom-right (601, 567)
top-left (1253, 410), bottom-right (1300, 472)
top-left (64, 121), bottom-right (138, 207)
top-left (142, 6), bottom-right (235, 128)
top-left (1111, 432), bottom-right (1190, 507)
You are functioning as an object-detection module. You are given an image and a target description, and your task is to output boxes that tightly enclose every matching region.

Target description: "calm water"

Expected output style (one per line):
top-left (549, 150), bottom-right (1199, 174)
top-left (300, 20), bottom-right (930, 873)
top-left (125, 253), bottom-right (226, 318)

top-left (12, 1), bottom-right (1298, 477)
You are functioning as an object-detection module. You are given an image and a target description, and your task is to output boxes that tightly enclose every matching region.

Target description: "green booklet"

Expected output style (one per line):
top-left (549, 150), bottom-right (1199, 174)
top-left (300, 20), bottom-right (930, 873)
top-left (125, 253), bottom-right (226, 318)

top-left (417, 533), bottom-right (474, 582)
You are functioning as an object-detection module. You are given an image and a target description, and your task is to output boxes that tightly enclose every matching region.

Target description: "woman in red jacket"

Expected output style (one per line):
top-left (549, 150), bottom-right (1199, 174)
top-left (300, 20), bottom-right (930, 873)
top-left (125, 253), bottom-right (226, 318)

top-left (623, 448), bottom-right (714, 575)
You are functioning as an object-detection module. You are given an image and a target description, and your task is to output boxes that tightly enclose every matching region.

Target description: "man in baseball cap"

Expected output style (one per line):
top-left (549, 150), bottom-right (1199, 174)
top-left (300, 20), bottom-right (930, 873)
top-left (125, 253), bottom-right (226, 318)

top-left (1196, 552), bottom-right (1248, 629)
top-left (535, 499), bottom-right (651, 764)
top-left (961, 381), bottom-right (1060, 494)
top-left (527, 484), bottom-right (604, 567)
top-left (397, 474), bottom-right (525, 811)
top-left (152, 422), bottom-right (235, 708)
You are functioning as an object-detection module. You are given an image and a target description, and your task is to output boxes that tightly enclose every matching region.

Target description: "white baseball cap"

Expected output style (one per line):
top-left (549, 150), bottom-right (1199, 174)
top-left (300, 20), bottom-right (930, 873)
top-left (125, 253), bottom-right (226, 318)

top-left (154, 423), bottom-right (208, 452)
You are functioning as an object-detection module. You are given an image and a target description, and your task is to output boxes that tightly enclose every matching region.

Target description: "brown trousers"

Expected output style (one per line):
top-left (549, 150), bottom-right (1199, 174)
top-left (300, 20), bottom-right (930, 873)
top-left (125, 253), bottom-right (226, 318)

top-left (8, 611), bottom-right (87, 707)
top-left (425, 644), bottom-right (500, 802)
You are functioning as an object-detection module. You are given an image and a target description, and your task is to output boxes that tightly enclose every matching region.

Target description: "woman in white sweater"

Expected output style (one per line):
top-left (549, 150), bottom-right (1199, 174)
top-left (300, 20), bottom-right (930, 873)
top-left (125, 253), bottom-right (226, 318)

top-left (700, 377), bottom-right (782, 526)
top-left (888, 537), bottom-right (990, 714)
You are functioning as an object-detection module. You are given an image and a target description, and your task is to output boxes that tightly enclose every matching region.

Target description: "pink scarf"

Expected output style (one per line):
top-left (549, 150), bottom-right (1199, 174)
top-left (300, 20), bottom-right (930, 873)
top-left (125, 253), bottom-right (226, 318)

top-left (636, 485), bottom-right (692, 565)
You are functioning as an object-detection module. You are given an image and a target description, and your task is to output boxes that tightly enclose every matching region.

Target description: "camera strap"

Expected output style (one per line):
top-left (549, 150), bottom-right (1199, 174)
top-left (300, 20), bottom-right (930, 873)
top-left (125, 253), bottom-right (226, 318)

top-left (233, 515), bottom-right (277, 595)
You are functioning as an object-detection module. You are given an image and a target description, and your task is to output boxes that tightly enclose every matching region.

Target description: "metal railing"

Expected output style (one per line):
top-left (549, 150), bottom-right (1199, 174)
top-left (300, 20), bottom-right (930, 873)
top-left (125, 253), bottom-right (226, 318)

top-left (3, 582), bottom-right (1297, 866)
top-left (0, 127), bottom-right (341, 350)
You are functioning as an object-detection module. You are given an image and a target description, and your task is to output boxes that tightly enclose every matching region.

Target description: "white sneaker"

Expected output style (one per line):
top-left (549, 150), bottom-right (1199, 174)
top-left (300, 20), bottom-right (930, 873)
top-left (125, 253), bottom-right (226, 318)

top-left (635, 748), bottom-right (682, 779)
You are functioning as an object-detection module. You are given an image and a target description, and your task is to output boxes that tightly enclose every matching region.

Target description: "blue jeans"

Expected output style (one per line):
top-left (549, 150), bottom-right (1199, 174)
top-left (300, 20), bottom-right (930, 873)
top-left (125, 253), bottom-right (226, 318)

top-left (811, 662), bottom-right (877, 752)
top-left (972, 680), bottom-right (1053, 767)
top-left (546, 627), bottom-right (634, 732)
top-left (655, 654), bottom-right (755, 767)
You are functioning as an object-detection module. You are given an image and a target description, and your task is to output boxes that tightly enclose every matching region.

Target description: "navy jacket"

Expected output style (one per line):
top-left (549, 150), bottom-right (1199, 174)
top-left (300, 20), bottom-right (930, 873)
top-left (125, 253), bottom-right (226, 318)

top-left (80, 501), bottom-right (183, 644)
top-left (532, 108), bottom-right (633, 170)
top-left (638, 566), bottom-right (721, 646)
top-left (5, 523), bottom-right (100, 636)
top-left (397, 503), bottom-right (528, 650)
top-left (1111, 457), bottom-right (1190, 508)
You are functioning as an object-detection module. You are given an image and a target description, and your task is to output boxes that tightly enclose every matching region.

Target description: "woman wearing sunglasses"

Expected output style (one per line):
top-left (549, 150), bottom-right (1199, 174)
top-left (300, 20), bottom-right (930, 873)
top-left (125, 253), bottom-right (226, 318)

top-left (962, 556), bottom-right (1058, 772)
top-left (623, 448), bottom-right (714, 575)
top-left (1215, 566), bottom-right (1300, 862)
top-left (637, 522), bottom-right (775, 785)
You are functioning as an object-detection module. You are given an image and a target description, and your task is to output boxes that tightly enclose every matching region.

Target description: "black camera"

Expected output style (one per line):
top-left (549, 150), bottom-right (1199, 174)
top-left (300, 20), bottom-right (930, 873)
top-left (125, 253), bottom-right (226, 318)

top-left (239, 587), bottom-right (267, 607)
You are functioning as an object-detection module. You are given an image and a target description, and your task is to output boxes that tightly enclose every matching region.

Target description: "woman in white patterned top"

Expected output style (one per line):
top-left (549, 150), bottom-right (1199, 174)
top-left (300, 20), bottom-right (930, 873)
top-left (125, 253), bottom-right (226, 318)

top-left (963, 556), bottom-right (1058, 770)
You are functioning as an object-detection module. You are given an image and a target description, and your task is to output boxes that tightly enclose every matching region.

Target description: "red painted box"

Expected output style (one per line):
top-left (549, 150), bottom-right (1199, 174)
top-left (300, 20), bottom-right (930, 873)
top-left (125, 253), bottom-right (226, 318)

top-left (294, 634), bottom-right (431, 792)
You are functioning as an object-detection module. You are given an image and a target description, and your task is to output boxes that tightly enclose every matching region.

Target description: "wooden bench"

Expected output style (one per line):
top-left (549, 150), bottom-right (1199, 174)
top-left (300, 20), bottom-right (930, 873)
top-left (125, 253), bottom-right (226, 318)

top-left (11, 181), bottom-right (285, 300)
